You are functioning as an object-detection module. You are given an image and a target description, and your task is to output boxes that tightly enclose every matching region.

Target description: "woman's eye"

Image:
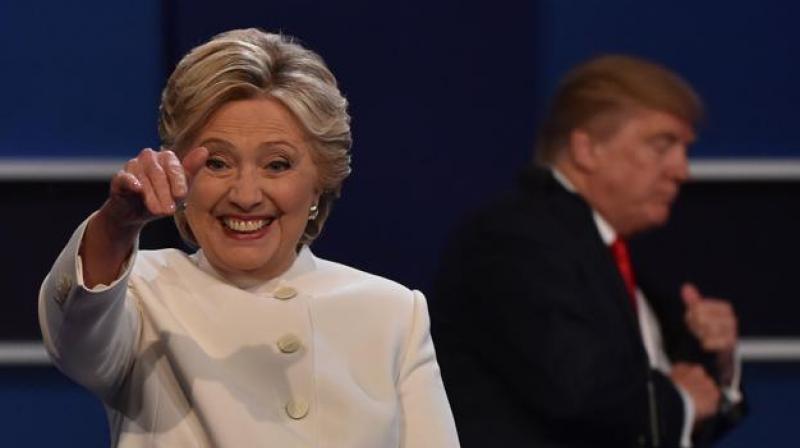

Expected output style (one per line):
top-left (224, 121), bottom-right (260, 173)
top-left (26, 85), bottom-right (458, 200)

top-left (266, 159), bottom-right (291, 172)
top-left (205, 157), bottom-right (229, 171)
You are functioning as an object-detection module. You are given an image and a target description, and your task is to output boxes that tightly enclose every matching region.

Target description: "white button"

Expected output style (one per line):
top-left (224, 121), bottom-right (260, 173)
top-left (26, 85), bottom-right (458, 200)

top-left (285, 398), bottom-right (309, 419)
top-left (277, 334), bottom-right (302, 354)
top-left (55, 274), bottom-right (72, 305)
top-left (273, 286), bottom-right (297, 300)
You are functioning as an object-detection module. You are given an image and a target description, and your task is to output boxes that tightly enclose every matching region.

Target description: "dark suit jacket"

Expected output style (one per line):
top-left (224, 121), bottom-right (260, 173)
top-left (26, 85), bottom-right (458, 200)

top-left (431, 166), bottom-right (743, 447)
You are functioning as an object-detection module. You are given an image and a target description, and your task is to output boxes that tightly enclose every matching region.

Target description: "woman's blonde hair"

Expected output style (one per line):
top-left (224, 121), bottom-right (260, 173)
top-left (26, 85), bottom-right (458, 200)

top-left (159, 28), bottom-right (352, 246)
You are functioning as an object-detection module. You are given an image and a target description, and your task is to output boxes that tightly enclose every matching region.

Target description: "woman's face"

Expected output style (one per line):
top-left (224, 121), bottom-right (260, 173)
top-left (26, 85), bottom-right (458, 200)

top-left (184, 97), bottom-right (320, 282)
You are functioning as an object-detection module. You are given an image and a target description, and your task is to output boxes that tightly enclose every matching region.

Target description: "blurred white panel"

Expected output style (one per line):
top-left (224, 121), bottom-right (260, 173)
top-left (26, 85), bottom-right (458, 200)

top-left (690, 159), bottom-right (800, 181)
top-left (0, 158), bottom-right (125, 180)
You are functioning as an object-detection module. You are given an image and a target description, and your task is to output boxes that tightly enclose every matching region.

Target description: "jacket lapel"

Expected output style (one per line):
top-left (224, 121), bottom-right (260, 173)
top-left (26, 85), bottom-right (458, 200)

top-left (519, 166), bottom-right (646, 349)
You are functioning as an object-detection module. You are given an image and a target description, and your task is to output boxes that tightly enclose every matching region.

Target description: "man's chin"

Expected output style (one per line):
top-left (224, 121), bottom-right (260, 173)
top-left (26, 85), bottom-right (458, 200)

top-left (626, 209), bottom-right (671, 235)
top-left (645, 208), bottom-right (671, 230)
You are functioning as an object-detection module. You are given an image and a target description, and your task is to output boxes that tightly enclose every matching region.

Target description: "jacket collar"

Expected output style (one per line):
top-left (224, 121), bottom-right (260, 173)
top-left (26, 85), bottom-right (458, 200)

top-left (519, 164), bottom-right (644, 340)
top-left (191, 245), bottom-right (318, 292)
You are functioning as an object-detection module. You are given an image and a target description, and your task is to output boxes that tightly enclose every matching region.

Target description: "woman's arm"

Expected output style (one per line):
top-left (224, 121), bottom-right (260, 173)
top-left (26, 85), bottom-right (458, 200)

top-left (397, 291), bottom-right (461, 447)
top-left (38, 147), bottom-right (207, 398)
top-left (38, 216), bottom-right (141, 399)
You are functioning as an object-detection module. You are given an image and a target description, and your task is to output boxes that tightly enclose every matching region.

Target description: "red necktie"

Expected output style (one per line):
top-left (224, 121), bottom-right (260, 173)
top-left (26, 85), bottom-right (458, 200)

top-left (609, 238), bottom-right (638, 313)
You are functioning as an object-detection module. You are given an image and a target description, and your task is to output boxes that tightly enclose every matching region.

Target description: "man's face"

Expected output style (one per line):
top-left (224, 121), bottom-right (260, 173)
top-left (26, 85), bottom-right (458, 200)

top-left (588, 108), bottom-right (694, 236)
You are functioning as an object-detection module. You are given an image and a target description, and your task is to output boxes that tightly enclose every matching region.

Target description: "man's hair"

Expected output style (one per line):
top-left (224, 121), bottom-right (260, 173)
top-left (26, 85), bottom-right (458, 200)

top-left (535, 54), bottom-right (703, 165)
top-left (159, 28), bottom-right (352, 247)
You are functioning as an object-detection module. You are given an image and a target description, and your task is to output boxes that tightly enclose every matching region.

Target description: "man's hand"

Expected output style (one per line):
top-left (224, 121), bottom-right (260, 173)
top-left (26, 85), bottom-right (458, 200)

top-left (671, 362), bottom-right (721, 423)
top-left (681, 283), bottom-right (737, 355)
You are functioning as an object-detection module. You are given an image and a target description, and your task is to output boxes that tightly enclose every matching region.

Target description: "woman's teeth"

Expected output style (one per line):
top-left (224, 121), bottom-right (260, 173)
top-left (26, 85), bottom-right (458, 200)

top-left (222, 217), bottom-right (272, 232)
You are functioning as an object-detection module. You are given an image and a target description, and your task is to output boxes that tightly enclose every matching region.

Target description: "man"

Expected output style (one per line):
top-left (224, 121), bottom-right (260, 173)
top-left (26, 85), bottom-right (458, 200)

top-left (431, 55), bottom-right (745, 447)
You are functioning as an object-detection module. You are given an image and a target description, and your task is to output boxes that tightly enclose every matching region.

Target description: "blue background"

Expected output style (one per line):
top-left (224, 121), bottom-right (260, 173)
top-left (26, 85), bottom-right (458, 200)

top-left (3, 1), bottom-right (799, 159)
top-left (0, 1), bottom-right (163, 158)
top-left (532, 0), bottom-right (800, 158)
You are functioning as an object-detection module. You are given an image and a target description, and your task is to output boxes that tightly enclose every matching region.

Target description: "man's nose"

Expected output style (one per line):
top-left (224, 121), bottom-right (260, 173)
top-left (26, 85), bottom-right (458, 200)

top-left (669, 146), bottom-right (690, 183)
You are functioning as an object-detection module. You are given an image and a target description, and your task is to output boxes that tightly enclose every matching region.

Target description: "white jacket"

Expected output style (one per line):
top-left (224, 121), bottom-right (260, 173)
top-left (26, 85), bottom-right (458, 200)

top-left (39, 219), bottom-right (460, 447)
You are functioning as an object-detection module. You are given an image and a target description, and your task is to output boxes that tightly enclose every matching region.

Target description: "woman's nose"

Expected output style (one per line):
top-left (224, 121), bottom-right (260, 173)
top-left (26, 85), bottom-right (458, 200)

top-left (228, 169), bottom-right (263, 210)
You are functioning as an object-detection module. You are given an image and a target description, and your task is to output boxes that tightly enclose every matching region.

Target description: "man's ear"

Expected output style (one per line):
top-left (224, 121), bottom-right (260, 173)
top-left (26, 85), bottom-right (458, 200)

top-left (567, 128), bottom-right (599, 172)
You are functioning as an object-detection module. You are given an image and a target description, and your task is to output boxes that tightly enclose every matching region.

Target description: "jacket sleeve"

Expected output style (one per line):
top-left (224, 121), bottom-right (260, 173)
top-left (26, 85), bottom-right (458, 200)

top-left (38, 216), bottom-right (141, 400)
top-left (638, 274), bottom-right (748, 447)
top-left (397, 290), bottom-right (461, 447)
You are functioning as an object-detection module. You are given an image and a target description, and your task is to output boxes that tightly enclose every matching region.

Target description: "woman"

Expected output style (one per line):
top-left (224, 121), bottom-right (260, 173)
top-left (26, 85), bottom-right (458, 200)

top-left (39, 28), bottom-right (459, 447)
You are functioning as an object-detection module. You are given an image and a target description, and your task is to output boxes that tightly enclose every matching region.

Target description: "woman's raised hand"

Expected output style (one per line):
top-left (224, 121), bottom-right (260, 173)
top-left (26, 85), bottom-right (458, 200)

top-left (80, 147), bottom-right (207, 287)
top-left (105, 147), bottom-right (208, 229)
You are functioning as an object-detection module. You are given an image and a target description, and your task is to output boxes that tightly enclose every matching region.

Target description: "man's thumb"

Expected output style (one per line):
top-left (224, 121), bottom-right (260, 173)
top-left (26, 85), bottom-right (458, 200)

top-left (681, 282), bottom-right (702, 307)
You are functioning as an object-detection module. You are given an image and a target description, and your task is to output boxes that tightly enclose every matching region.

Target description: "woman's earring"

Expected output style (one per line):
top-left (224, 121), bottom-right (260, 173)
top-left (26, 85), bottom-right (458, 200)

top-left (308, 204), bottom-right (319, 221)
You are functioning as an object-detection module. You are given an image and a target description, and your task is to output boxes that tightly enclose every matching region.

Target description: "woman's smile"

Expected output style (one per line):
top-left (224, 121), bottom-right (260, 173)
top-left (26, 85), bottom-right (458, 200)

top-left (184, 97), bottom-right (320, 280)
top-left (220, 215), bottom-right (275, 238)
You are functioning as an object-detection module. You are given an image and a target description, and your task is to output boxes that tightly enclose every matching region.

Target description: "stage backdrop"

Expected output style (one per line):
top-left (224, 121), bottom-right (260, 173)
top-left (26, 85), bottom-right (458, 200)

top-left (1, 1), bottom-right (798, 446)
